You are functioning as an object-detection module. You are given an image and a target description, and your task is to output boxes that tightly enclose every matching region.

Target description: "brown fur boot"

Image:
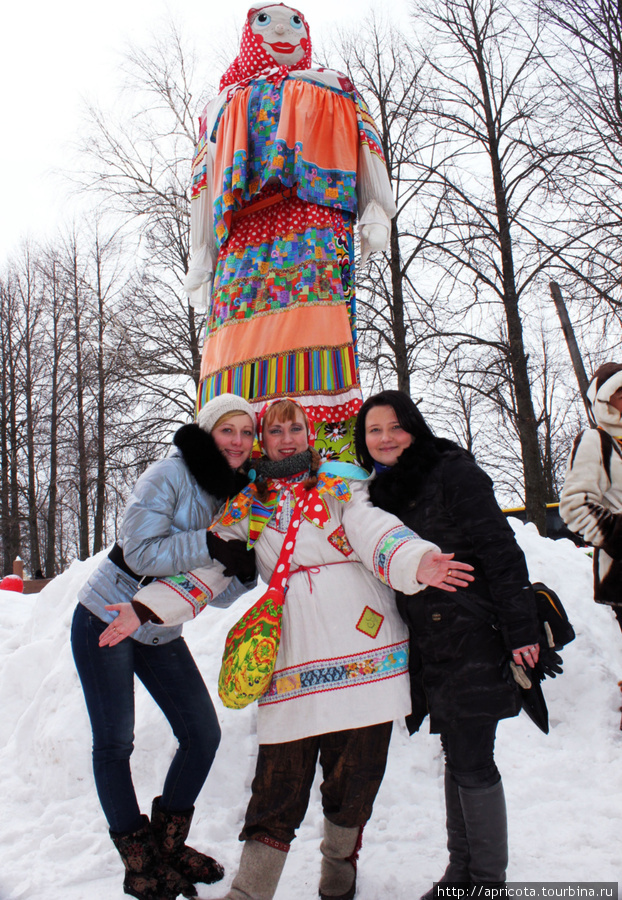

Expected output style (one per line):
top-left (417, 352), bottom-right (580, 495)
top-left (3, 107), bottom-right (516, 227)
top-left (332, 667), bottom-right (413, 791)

top-left (110, 814), bottom-right (196, 899)
top-left (151, 796), bottom-right (224, 885)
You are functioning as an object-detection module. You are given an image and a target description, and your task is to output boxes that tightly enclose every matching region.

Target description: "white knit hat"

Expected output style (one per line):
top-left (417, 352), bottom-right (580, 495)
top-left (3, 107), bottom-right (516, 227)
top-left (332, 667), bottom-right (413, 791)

top-left (196, 393), bottom-right (256, 434)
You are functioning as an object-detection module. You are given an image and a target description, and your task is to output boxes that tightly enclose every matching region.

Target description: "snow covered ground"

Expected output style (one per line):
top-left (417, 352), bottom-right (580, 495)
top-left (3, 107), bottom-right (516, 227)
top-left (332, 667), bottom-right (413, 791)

top-left (1, 520), bottom-right (620, 899)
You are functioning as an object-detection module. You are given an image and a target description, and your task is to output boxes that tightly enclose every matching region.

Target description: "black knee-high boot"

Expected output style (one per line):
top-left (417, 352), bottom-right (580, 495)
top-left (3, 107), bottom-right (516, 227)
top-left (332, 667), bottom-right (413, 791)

top-left (420, 770), bottom-right (471, 899)
top-left (458, 779), bottom-right (507, 885)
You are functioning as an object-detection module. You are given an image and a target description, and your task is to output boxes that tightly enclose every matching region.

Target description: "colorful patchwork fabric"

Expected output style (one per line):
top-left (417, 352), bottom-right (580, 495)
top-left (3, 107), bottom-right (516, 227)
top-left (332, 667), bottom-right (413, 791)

top-left (151, 572), bottom-right (214, 618)
top-left (373, 525), bottom-right (418, 586)
top-left (197, 192), bottom-right (361, 465)
top-left (327, 525), bottom-right (354, 557)
top-left (259, 640), bottom-right (409, 706)
top-left (195, 71), bottom-right (397, 464)
top-left (300, 475), bottom-right (351, 530)
top-left (355, 91), bottom-right (388, 164)
top-left (218, 486), bottom-right (255, 526)
top-left (207, 213), bottom-right (353, 330)
top-left (211, 79), bottom-right (360, 248)
top-left (217, 484), bottom-right (280, 548)
top-left (217, 474), bottom-right (352, 545)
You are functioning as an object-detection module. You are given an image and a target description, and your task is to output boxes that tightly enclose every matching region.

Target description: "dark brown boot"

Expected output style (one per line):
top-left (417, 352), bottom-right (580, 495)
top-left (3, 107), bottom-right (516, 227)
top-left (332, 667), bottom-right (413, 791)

top-left (151, 796), bottom-right (224, 885)
top-left (110, 814), bottom-right (196, 899)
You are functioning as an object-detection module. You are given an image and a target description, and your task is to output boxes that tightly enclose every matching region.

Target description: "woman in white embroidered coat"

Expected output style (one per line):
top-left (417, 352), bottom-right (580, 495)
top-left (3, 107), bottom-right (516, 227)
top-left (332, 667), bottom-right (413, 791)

top-left (133, 398), bottom-right (473, 900)
top-left (560, 362), bottom-right (622, 631)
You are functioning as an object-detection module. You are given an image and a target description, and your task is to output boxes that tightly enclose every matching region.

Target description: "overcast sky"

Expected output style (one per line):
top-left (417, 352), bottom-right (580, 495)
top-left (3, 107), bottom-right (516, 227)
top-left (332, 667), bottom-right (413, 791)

top-left (0, 0), bottom-right (409, 266)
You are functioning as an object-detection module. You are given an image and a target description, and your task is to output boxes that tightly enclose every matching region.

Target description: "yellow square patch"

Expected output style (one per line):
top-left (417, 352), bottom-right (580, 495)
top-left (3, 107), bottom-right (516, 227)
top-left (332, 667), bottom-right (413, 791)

top-left (275, 673), bottom-right (301, 695)
top-left (356, 606), bottom-right (384, 639)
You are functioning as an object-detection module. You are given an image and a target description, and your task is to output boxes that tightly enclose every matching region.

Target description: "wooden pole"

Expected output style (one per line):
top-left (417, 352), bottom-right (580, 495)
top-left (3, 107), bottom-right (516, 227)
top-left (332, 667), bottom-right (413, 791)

top-left (13, 557), bottom-right (24, 579)
top-left (549, 281), bottom-right (592, 420)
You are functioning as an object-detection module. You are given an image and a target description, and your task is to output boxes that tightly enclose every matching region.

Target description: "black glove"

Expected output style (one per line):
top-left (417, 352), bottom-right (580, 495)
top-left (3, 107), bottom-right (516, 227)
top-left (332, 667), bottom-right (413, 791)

top-left (537, 647), bottom-right (564, 679)
top-left (206, 531), bottom-right (256, 583)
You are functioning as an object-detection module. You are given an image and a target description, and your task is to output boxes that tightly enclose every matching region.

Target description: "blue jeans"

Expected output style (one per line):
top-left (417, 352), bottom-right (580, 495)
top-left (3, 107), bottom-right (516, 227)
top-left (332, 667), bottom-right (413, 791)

top-left (71, 603), bottom-right (221, 834)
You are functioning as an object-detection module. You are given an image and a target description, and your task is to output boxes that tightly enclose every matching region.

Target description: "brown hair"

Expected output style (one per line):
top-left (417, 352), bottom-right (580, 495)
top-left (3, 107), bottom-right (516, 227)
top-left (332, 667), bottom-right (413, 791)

top-left (262, 399), bottom-right (308, 433)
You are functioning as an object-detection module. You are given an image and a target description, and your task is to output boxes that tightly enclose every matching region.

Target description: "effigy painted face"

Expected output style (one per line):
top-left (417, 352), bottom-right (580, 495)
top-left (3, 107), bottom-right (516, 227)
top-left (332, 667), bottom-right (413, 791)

top-left (249, 5), bottom-right (309, 66)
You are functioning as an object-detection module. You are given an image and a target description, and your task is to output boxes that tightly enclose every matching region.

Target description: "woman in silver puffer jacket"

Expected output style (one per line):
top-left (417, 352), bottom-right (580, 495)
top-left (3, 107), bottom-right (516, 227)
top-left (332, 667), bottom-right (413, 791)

top-left (71, 394), bottom-right (257, 900)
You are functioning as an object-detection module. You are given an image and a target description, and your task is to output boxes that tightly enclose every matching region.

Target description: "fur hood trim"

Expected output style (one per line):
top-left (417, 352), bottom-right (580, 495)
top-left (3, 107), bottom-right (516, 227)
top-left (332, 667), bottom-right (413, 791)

top-left (369, 437), bottom-right (464, 515)
top-left (587, 365), bottom-right (622, 434)
top-left (173, 423), bottom-right (249, 499)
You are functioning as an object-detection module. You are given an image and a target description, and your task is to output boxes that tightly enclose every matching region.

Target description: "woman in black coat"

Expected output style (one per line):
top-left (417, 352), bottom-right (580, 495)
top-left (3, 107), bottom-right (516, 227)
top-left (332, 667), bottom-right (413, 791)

top-left (355, 390), bottom-right (540, 893)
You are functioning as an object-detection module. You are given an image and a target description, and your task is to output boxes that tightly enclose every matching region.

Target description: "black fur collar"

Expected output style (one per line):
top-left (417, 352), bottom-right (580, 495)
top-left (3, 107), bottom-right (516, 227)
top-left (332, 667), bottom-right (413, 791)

top-left (369, 437), bottom-right (464, 515)
top-left (173, 424), bottom-right (249, 500)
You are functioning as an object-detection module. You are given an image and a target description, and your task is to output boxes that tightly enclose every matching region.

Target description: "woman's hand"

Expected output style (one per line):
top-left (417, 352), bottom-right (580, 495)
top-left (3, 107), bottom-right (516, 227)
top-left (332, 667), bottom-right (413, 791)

top-left (416, 551), bottom-right (474, 591)
top-left (512, 643), bottom-right (540, 668)
top-left (99, 604), bottom-right (141, 648)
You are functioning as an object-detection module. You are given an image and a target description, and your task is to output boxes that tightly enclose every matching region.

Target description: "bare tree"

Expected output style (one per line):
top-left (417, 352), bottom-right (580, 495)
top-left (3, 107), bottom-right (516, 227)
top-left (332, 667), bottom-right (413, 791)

top-left (76, 21), bottom-right (211, 431)
top-left (12, 247), bottom-right (46, 575)
top-left (333, 17), bottom-right (447, 395)
top-left (38, 254), bottom-right (71, 577)
top-left (407, 0), bottom-right (580, 531)
top-left (536, 0), bottom-right (622, 325)
top-left (0, 278), bottom-right (21, 573)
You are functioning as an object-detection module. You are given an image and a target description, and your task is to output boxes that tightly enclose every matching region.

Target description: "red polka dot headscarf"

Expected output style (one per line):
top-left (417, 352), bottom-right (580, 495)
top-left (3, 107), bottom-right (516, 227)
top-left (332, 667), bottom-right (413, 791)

top-left (219, 4), bottom-right (312, 92)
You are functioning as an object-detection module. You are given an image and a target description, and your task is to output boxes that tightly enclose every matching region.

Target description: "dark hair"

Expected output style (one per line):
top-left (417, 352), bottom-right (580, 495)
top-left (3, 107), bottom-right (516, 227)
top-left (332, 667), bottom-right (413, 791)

top-left (593, 362), bottom-right (622, 392)
top-left (355, 390), bottom-right (436, 471)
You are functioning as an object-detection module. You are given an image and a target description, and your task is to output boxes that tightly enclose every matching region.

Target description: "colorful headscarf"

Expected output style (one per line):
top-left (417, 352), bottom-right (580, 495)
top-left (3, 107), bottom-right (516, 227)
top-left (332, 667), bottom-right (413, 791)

top-left (219, 4), bottom-right (312, 92)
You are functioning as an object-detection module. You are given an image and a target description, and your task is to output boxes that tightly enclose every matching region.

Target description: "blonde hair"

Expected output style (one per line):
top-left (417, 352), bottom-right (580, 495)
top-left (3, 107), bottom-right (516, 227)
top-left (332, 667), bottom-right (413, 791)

top-left (212, 410), bottom-right (254, 431)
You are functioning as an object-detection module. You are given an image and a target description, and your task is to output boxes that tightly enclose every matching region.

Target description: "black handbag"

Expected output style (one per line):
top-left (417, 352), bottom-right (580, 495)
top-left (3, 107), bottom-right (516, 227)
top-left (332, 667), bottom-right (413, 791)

top-left (512, 582), bottom-right (575, 734)
top-left (531, 581), bottom-right (576, 651)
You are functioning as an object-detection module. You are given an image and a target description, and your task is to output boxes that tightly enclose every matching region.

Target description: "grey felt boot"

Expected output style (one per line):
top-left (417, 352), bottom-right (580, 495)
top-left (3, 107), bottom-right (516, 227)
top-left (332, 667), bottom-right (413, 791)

top-left (420, 770), bottom-right (471, 899)
top-left (318, 819), bottom-right (362, 900)
top-left (459, 779), bottom-right (508, 885)
top-left (217, 839), bottom-right (288, 900)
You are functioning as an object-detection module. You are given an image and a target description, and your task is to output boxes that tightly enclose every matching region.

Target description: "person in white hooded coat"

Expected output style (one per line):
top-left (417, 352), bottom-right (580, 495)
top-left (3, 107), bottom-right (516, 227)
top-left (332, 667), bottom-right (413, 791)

top-left (560, 362), bottom-right (622, 628)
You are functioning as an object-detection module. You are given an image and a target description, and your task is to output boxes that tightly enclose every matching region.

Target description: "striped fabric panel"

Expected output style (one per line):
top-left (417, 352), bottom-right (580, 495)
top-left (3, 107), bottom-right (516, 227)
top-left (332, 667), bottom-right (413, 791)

top-left (198, 345), bottom-right (359, 408)
top-left (373, 526), bottom-right (418, 586)
top-left (258, 640), bottom-right (409, 706)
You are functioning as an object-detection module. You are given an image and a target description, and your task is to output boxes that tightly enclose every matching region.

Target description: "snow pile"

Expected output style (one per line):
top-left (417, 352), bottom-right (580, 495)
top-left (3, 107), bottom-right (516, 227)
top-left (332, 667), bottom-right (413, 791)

top-left (0, 522), bottom-right (620, 899)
